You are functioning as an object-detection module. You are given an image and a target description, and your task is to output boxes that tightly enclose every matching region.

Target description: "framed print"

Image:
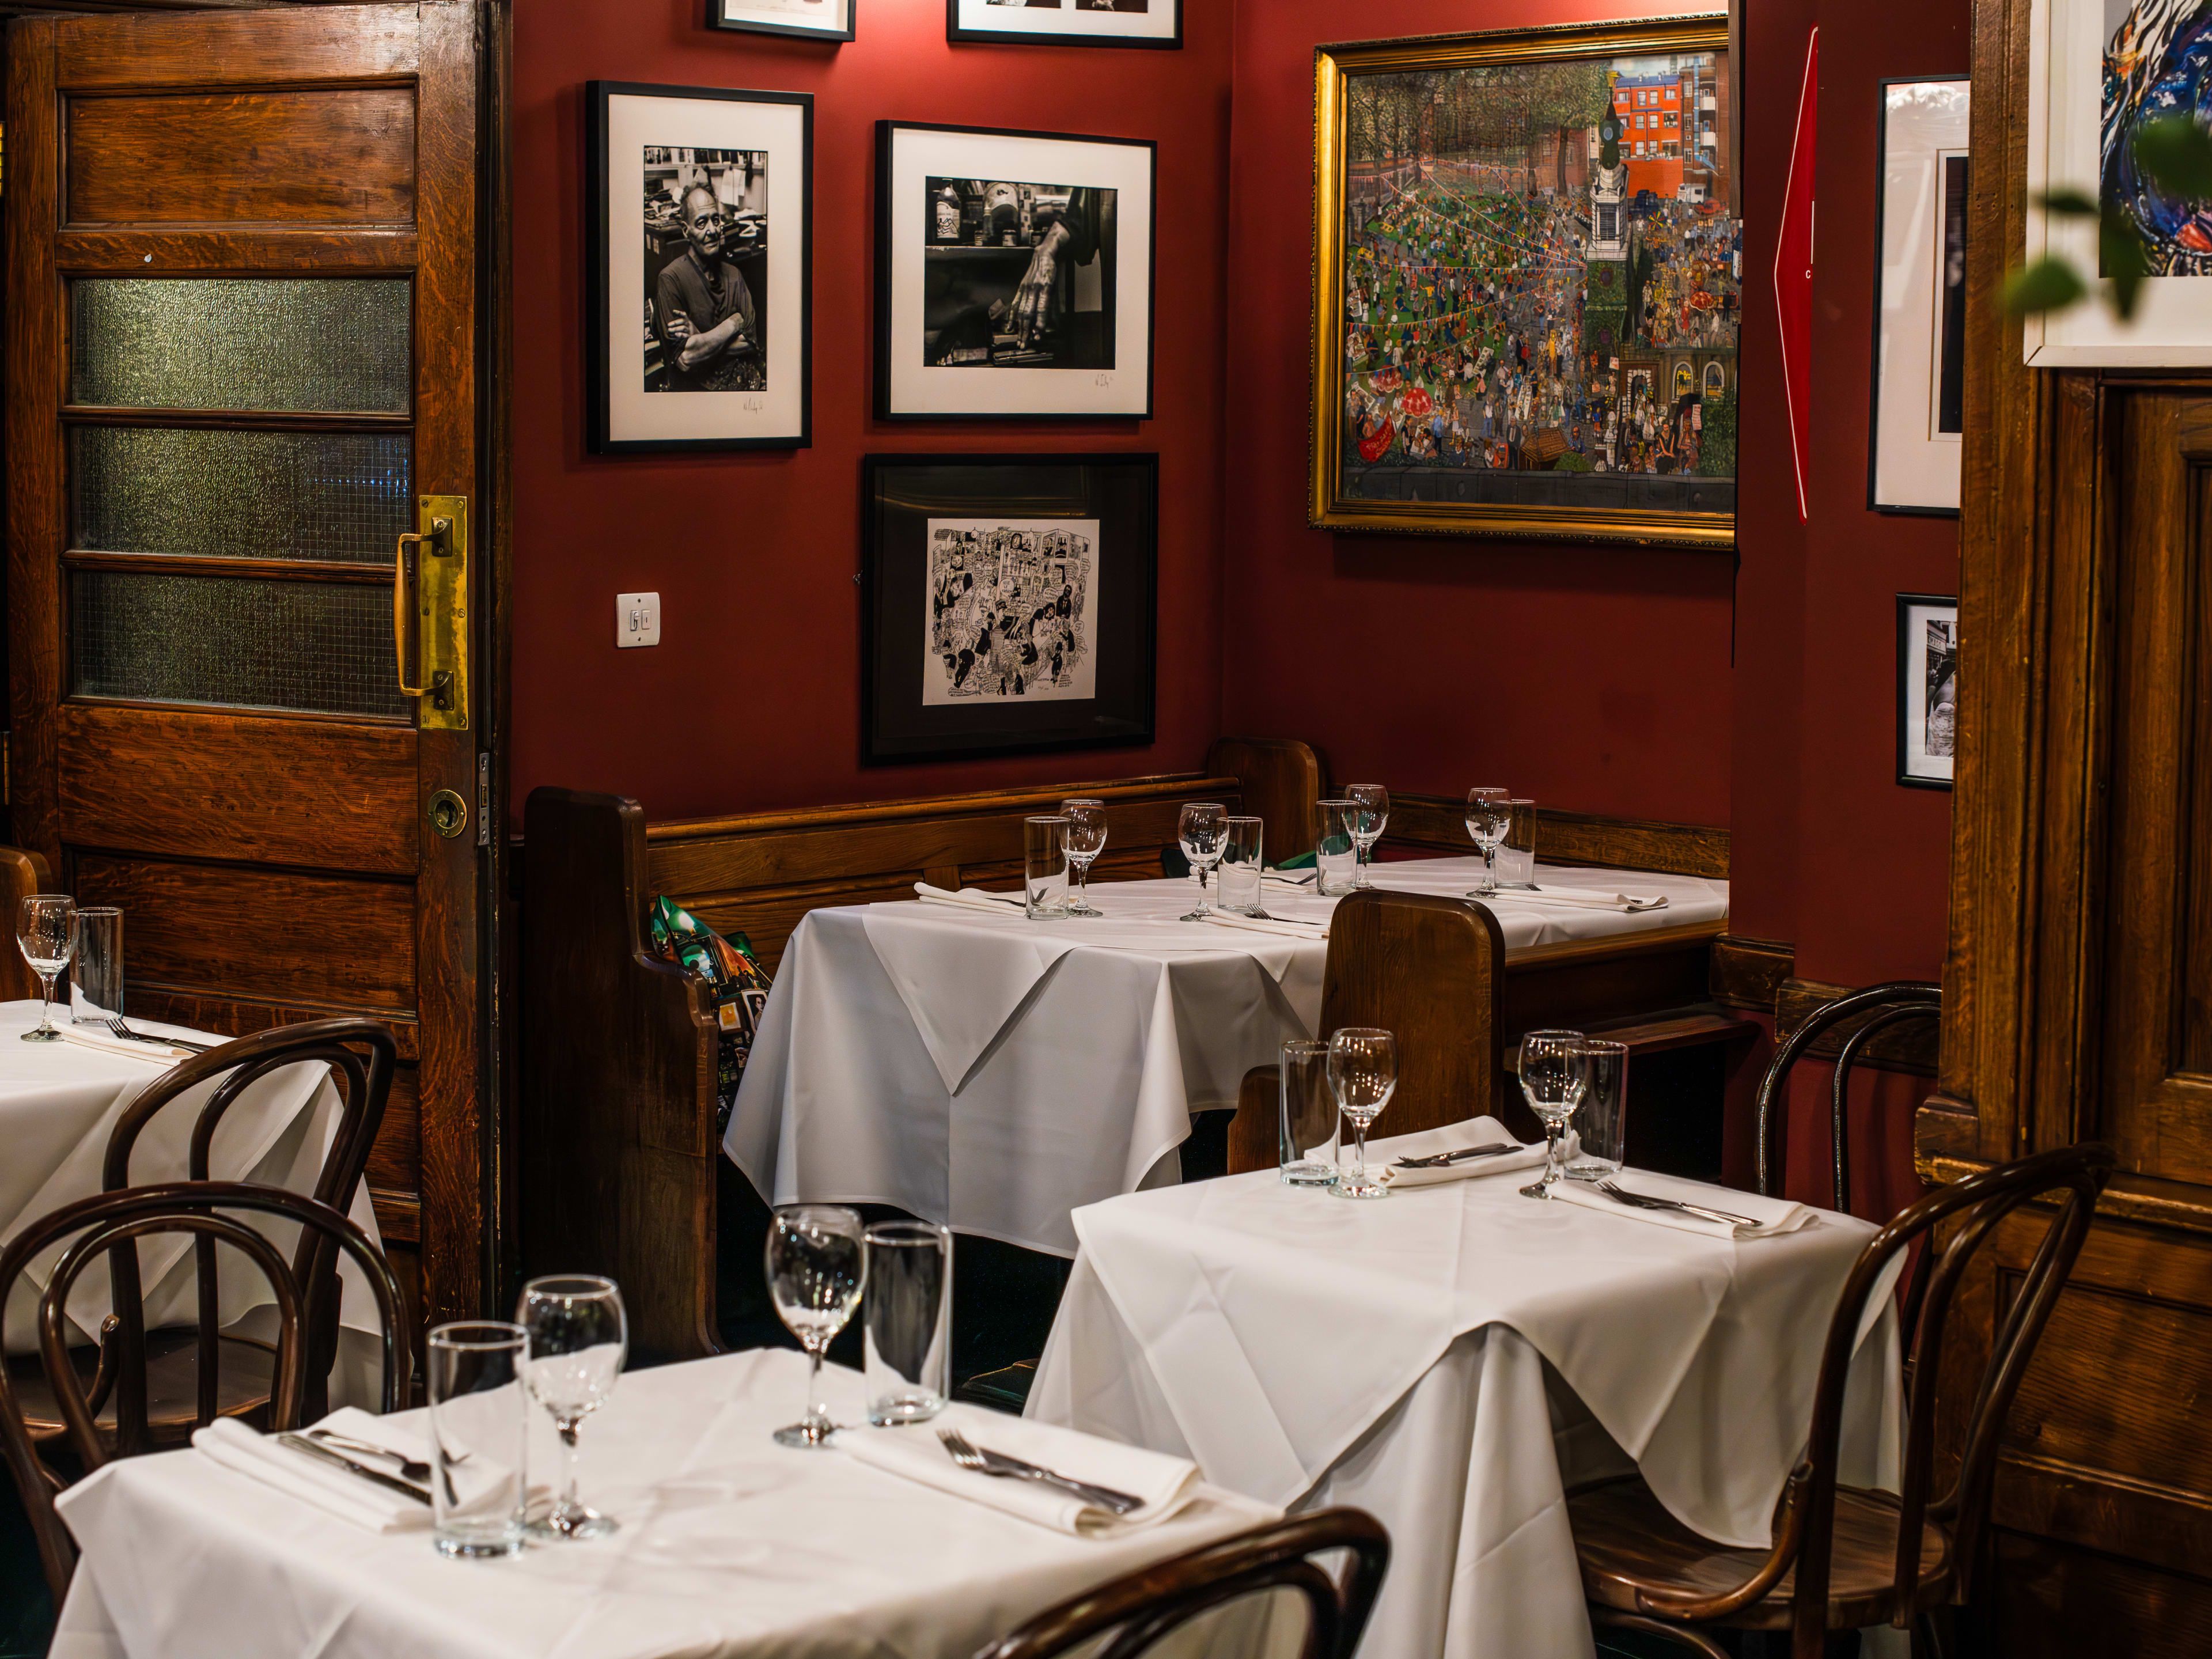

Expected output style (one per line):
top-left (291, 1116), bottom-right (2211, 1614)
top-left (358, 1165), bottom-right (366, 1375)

top-left (1870, 78), bottom-right (1969, 514)
top-left (1897, 593), bottom-right (1959, 789)
top-left (862, 453), bottom-right (1157, 763)
top-left (876, 122), bottom-right (1156, 421)
top-left (1310, 17), bottom-right (1741, 547)
top-left (948, 0), bottom-right (1181, 50)
top-left (711, 0), bottom-right (854, 42)
top-left (588, 82), bottom-right (812, 453)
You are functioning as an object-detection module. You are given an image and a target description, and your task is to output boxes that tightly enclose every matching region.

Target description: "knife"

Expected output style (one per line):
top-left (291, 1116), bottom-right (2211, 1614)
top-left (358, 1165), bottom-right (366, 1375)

top-left (277, 1431), bottom-right (432, 1505)
top-left (1596, 1185), bottom-right (1760, 1229)
top-left (1393, 1141), bottom-right (1516, 1169)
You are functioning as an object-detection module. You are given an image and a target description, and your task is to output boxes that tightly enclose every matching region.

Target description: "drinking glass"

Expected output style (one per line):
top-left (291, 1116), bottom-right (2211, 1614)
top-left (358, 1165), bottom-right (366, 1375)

top-left (1315, 801), bottom-right (1360, 897)
top-left (16, 895), bottom-right (77, 1043)
top-left (1060, 798), bottom-right (1108, 918)
top-left (1344, 785), bottom-right (1389, 887)
top-left (516, 1274), bottom-right (627, 1540)
top-left (1495, 799), bottom-right (1538, 890)
top-left (1217, 817), bottom-right (1266, 915)
top-left (1278, 1039), bottom-right (1338, 1187)
top-left (1565, 1039), bottom-right (1631, 1182)
top-left (1024, 816), bottom-right (1070, 919)
top-left (1517, 1030), bottom-right (1590, 1199)
top-left (1465, 788), bottom-right (1512, 897)
top-left (1177, 802), bottom-right (1228, 921)
top-left (766, 1205), bottom-right (867, 1448)
top-left (862, 1219), bottom-right (951, 1426)
top-left (426, 1320), bottom-right (529, 1559)
top-left (70, 908), bottom-right (123, 1025)
top-left (1327, 1027), bottom-right (1398, 1201)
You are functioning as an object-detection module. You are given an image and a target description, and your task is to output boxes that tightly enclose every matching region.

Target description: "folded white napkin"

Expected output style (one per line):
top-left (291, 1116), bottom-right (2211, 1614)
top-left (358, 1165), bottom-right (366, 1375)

top-left (1340, 1116), bottom-right (1552, 1190)
top-left (1490, 887), bottom-right (1670, 912)
top-left (839, 1404), bottom-right (1199, 1537)
top-left (53, 1023), bottom-right (195, 1063)
top-left (1200, 911), bottom-right (1330, 941)
top-left (193, 1412), bottom-right (432, 1534)
top-left (1550, 1171), bottom-right (1815, 1239)
top-left (912, 882), bottom-right (1030, 915)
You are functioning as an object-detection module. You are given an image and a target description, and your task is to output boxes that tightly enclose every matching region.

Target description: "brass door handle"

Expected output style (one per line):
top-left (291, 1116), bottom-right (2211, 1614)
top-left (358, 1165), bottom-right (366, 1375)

top-left (392, 500), bottom-right (469, 731)
top-left (393, 527), bottom-right (431, 698)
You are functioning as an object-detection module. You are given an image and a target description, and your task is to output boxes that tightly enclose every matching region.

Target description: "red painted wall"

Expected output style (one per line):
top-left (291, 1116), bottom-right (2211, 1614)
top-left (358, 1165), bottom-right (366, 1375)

top-left (508, 0), bottom-right (1233, 822)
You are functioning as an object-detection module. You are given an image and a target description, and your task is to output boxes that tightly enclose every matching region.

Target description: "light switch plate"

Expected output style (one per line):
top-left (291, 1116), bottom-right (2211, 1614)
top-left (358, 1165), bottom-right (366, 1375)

top-left (616, 592), bottom-right (660, 649)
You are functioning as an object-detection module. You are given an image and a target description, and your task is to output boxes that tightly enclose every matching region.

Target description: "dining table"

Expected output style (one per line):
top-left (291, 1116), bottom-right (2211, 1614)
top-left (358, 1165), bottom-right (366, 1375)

top-left (724, 858), bottom-right (1729, 1255)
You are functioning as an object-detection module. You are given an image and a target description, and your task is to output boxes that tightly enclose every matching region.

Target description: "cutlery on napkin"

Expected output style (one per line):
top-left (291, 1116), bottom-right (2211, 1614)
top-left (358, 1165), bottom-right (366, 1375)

top-left (1486, 887), bottom-right (1670, 912)
top-left (1199, 911), bottom-right (1330, 941)
top-left (194, 1416), bottom-right (433, 1534)
top-left (54, 1023), bottom-right (197, 1063)
top-left (912, 882), bottom-right (1028, 915)
top-left (839, 1404), bottom-right (1199, 1536)
top-left (1550, 1174), bottom-right (1813, 1239)
top-left (1305, 1116), bottom-right (1552, 1188)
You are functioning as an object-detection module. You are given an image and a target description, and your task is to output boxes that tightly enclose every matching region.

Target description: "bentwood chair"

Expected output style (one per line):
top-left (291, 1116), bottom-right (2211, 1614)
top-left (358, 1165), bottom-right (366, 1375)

top-left (1755, 981), bottom-right (1942, 1213)
top-left (0, 1181), bottom-right (407, 1607)
top-left (1567, 1142), bottom-right (2112, 1659)
top-left (8, 1018), bottom-right (395, 1458)
top-left (975, 1508), bottom-right (1391, 1659)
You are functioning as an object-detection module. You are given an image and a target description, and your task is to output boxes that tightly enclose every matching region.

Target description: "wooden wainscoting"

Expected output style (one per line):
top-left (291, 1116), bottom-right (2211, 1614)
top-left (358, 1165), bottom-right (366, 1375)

top-left (1381, 794), bottom-right (1731, 878)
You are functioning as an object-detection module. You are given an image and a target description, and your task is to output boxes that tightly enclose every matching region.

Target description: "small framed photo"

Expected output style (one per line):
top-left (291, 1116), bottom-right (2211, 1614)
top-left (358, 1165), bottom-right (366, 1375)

top-left (862, 453), bottom-right (1157, 763)
top-left (710, 0), bottom-right (854, 41)
top-left (588, 82), bottom-right (812, 453)
top-left (948, 0), bottom-right (1181, 50)
top-left (1869, 79), bottom-right (1968, 514)
top-left (1897, 594), bottom-right (1959, 789)
top-left (876, 121), bottom-right (1155, 421)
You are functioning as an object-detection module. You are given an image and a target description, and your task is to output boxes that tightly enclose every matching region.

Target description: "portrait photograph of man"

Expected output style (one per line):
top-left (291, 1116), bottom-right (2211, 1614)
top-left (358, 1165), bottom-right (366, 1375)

top-left (643, 145), bottom-right (769, 395)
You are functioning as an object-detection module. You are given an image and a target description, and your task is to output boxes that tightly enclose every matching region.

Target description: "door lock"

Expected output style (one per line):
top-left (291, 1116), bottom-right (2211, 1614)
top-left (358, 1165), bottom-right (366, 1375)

top-left (427, 789), bottom-right (469, 839)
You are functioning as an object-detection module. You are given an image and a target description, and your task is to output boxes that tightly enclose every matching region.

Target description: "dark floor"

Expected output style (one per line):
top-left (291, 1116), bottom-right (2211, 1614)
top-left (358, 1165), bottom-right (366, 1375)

top-left (0, 1467), bottom-right (52, 1659)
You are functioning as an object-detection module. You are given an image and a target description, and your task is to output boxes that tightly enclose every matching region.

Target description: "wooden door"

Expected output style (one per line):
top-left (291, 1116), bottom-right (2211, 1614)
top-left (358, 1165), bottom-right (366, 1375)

top-left (4, 3), bottom-right (487, 1333)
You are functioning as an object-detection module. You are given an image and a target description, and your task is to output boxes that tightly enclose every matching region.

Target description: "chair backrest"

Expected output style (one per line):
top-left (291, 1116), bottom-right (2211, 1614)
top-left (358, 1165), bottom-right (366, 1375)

top-left (1755, 981), bottom-right (1942, 1210)
top-left (0, 1180), bottom-right (407, 1607)
top-left (1633, 1143), bottom-right (2112, 1653)
top-left (0, 843), bottom-right (56, 1002)
top-left (975, 1508), bottom-right (1389, 1659)
top-left (99, 1017), bottom-right (396, 1437)
top-left (1318, 890), bottom-right (1506, 1136)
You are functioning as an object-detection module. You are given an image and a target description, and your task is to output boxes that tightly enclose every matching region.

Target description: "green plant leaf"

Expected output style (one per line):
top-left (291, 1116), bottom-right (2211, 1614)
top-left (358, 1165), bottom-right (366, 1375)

top-left (2101, 210), bottom-right (2153, 319)
top-left (2002, 256), bottom-right (2088, 316)
top-left (2036, 188), bottom-right (2101, 218)
top-left (2134, 115), bottom-right (2212, 202)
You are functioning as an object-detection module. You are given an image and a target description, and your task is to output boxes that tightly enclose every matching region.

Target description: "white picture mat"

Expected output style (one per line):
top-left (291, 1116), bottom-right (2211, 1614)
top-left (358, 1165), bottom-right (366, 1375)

top-left (921, 517), bottom-right (1099, 705)
top-left (953, 0), bottom-right (1176, 42)
top-left (2025, 0), bottom-right (2212, 363)
top-left (721, 0), bottom-right (849, 25)
top-left (606, 92), bottom-right (806, 444)
top-left (1874, 80), bottom-right (1968, 511)
top-left (1901, 600), bottom-right (1958, 782)
top-left (886, 127), bottom-right (1152, 417)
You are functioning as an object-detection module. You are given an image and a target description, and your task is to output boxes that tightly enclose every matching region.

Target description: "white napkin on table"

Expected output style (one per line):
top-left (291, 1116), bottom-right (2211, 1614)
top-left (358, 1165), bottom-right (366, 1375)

top-left (1550, 1171), bottom-right (1815, 1239)
top-left (839, 1404), bottom-right (1200, 1537)
top-left (1490, 887), bottom-right (1670, 912)
top-left (912, 882), bottom-right (1030, 915)
top-left (192, 1412), bottom-right (433, 1535)
top-left (1200, 911), bottom-right (1330, 942)
top-left (1329, 1116), bottom-right (1552, 1190)
top-left (52, 1023), bottom-right (195, 1063)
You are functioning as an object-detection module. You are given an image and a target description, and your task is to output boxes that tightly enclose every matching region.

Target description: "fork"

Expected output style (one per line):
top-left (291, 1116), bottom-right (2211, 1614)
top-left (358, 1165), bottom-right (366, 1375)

top-left (105, 1016), bottom-right (211, 1054)
top-left (305, 1428), bottom-right (443, 1483)
top-left (1393, 1142), bottom-right (1515, 1169)
top-left (937, 1429), bottom-right (1145, 1514)
top-left (1595, 1178), bottom-right (1759, 1229)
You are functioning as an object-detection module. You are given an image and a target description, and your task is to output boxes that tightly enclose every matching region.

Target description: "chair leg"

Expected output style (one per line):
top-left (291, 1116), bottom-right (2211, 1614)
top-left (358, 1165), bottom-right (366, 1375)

top-left (1588, 1606), bottom-right (1733, 1659)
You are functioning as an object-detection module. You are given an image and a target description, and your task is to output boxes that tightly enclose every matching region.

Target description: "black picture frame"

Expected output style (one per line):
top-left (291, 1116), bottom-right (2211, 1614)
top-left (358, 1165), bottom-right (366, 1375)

top-left (874, 120), bottom-right (1157, 422)
top-left (710, 0), bottom-right (855, 41)
top-left (947, 0), bottom-right (1181, 50)
top-left (587, 81), bottom-right (813, 454)
top-left (1896, 592), bottom-right (1959, 790)
top-left (862, 453), bottom-right (1158, 764)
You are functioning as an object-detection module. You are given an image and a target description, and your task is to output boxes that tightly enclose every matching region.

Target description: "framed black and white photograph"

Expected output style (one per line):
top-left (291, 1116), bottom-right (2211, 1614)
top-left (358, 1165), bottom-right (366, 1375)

top-left (876, 122), bottom-right (1155, 420)
top-left (588, 82), bottom-right (812, 453)
top-left (948, 0), bottom-right (1181, 50)
top-left (1897, 593), bottom-right (1959, 789)
top-left (1870, 78), bottom-right (1969, 513)
top-left (862, 453), bottom-right (1157, 763)
top-left (710, 0), bottom-right (854, 41)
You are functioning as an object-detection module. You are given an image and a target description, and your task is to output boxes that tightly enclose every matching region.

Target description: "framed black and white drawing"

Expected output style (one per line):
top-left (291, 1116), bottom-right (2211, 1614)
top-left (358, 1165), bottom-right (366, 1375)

top-left (948, 0), bottom-right (1181, 50)
top-left (710, 0), bottom-right (854, 41)
top-left (588, 82), bottom-right (812, 453)
top-left (875, 122), bottom-right (1155, 421)
top-left (1897, 593), bottom-right (1959, 789)
top-left (862, 454), bottom-right (1157, 763)
top-left (1870, 79), bottom-right (1969, 514)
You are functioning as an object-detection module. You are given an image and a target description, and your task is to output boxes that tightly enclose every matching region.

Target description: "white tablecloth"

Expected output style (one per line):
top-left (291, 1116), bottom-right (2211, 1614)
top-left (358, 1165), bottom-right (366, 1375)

top-left (51, 1349), bottom-right (1287, 1659)
top-left (1025, 1134), bottom-right (1903, 1659)
top-left (725, 861), bottom-right (1729, 1255)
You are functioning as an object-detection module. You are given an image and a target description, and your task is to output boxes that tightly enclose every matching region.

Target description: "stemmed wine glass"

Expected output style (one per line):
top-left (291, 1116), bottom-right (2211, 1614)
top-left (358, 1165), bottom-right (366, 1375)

top-left (767, 1205), bottom-right (868, 1448)
top-left (17, 895), bottom-right (77, 1043)
top-left (1465, 788), bottom-right (1512, 897)
top-left (516, 1274), bottom-right (628, 1540)
top-left (1517, 1030), bottom-right (1590, 1199)
top-left (1345, 785), bottom-right (1389, 888)
top-left (1177, 802), bottom-right (1228, 922)
top-left (1060, 798), bottom-right (1108, 918)
top-left (1327, 1027), bottom-right (1397, 1201)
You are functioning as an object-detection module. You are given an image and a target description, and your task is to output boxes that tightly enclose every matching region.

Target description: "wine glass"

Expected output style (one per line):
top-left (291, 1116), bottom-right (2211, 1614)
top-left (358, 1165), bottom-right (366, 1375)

top-left (1177, 802), bottom-right (1228, 922)
top-left (1060, 798), bottom-right (1108, 918)
top-left (1517, 1030), bottom-right (1590, 1199)
top-left (17, 895), bottom-right (77, 1044)
top-left (1465, 788), bottom-right (1512, 897)
top-left (516, 1275), bottom-right (627, 1540)
top-left (1345, 784), bottom-right (1389, 888)
top-left (1327, 1027), bottom-right (1397, 1200)
top-left (767, 1205), bottom-right (868, 1448)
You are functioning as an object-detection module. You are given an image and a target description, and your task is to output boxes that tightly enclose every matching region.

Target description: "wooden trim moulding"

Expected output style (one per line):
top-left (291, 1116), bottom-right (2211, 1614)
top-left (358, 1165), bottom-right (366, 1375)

top-left (1381, 793), bottom-right (1730, 880)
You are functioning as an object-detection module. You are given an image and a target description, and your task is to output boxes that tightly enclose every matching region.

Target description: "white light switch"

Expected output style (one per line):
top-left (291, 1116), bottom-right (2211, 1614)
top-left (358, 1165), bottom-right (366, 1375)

top-left (616, 592), bottom-right (661, 649)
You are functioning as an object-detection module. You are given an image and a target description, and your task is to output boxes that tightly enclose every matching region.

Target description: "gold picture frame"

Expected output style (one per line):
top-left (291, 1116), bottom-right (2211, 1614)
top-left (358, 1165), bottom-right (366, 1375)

top-left (1309, 16), bottom-right (1739, 547)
